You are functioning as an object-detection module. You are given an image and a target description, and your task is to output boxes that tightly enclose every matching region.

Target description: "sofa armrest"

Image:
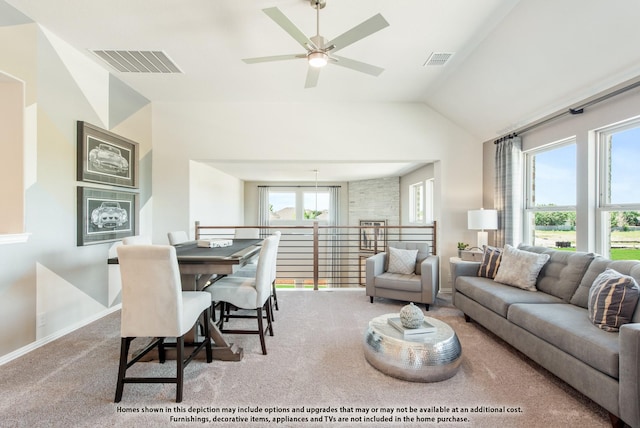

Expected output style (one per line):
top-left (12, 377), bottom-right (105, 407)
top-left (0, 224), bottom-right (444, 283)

top-left (619, 323), bottom-right (640, 428)
top-left (452, 260), bottom-right (480, 288)
top-left (365, 252), bottom-right (387, 295)
top-left (420, 255), bottom-right (439, 304)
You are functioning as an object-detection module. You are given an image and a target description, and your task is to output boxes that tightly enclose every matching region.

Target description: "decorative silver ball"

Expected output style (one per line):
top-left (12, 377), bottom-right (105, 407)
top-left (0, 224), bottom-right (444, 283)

top-left (399, 302), bottom-right (424, 329)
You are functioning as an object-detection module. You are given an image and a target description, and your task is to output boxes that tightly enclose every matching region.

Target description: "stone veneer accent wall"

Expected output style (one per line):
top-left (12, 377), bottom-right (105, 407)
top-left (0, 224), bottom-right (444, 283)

top-left (348, 177), bottom-right (400, 226)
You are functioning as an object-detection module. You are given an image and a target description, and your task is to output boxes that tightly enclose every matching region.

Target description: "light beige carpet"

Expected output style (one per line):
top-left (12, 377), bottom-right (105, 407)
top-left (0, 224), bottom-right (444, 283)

top-left (0, 289), bottom-right (609, 427)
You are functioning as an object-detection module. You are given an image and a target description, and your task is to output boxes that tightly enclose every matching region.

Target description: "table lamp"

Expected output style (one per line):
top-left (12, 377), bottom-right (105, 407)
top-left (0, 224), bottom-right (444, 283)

top-left (467, 208), bottom-right (498, 248)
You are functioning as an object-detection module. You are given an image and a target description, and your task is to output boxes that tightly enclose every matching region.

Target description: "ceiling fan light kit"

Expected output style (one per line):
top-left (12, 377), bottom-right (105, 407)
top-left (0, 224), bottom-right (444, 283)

top-left (308, 51), bottom-right (328, 68)
top-left (242, 0), bottom-right (389, 87)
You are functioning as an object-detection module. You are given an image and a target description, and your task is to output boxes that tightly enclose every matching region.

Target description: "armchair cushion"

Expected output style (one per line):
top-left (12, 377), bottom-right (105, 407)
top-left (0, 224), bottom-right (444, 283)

top-left (375, 272), bottom-right (422, 292)
top-left (387, 247), bottom-right (418, 274)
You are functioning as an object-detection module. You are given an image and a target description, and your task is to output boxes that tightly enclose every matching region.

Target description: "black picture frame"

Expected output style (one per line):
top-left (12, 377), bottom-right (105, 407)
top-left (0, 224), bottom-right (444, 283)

top-left (77, 121), bottom-right (138, 188)
top-left (77, 187), bottom-right (138, 246)
top-left (360, 220), bottom-right (387, 251)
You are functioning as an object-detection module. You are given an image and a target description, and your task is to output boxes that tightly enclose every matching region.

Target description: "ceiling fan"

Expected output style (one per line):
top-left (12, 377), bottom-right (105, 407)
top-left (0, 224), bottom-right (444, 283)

top-left (242, 0), bottom-right (389, 88)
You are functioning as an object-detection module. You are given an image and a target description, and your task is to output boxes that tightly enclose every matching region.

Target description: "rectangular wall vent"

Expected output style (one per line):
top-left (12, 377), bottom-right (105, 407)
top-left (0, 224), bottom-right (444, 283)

top-left (423, 52), bottom-right (454, 66)
top-left (91, 50), bottom-right (182, 73)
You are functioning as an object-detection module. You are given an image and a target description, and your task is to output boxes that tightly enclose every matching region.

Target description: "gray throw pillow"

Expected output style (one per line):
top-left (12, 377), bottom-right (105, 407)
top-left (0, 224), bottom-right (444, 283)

top-left (493, 244), bottom-right (550, 291)
top-left (387, 247), bottom-right (418, 275)
top-left (588, 268), bottom-right (640, 332)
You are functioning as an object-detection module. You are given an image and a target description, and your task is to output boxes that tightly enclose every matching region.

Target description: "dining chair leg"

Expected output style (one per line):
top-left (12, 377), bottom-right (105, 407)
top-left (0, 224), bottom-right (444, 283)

top-left (267, 295), bottom-right (275, 323)
top-left (266, 299), bottom-right (274, 337)
top-left (158, 337), bottom-right (166, 363)
top-left (176, 336), bottom-right (184, 403)
top-left (272, 281), bottom-right (279, 311)
top-left (114, 337), bottom-right (132, 403)
top-left (203, 307), bottom-right (213, 363)
top-left (256, 307), bottom-right (267, 355)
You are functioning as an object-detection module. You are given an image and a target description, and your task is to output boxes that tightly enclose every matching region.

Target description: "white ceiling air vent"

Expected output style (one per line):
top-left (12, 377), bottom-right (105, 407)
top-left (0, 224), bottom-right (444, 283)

top-left (91, 50), bottom-right (182, 73)
top-left (423, 52), bottom-right (454, 67)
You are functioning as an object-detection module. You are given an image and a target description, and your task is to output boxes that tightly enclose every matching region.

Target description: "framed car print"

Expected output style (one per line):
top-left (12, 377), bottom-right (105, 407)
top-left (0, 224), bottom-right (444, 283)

top-left (77, 187), bottom-right (138, 246)
top-left (77, 121), bottom-right (139, 188)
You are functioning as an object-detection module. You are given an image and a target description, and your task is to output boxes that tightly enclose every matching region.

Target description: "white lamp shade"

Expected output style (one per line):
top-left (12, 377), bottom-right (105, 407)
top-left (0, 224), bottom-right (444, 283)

top-left (468, 209), bottom-right (498, 230)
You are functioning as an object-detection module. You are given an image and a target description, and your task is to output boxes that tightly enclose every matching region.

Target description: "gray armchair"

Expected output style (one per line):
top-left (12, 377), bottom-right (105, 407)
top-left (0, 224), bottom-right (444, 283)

top-left (365, 241), bottom-right (439, 310)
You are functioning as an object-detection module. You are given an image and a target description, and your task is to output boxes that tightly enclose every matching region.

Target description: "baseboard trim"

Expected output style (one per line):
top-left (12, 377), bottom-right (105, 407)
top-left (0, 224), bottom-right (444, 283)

top-left (0, 304), bottom-right (121, 366)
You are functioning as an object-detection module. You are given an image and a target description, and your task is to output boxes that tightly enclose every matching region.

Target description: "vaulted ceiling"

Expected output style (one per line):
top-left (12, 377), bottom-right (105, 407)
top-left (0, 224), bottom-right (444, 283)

top-left (8, 0), bottom-right (640, 180)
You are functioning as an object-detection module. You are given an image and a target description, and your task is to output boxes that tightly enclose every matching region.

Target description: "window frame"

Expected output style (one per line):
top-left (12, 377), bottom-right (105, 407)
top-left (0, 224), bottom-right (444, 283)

top-left (408, 179), bottom-right (434, 224)
top-left (409, 181), bottom-right (424, 224)
top-left (595, 116), bottom-right (640, 257)
top-left (267, 187), bottom-right (331, 225)
top-left (523, 137), bottom-right (577, 245)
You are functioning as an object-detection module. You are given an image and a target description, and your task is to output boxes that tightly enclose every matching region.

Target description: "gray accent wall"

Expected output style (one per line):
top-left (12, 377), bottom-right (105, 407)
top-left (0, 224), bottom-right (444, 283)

top-left (0, 8), bottom-right (152, 359)
top-left (348, 177), bottom-right (400, 226)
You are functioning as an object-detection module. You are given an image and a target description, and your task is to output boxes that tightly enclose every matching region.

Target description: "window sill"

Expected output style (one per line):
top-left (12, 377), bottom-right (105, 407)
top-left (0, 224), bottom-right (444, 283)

top-left (0, 233), bottom-right (30, 245)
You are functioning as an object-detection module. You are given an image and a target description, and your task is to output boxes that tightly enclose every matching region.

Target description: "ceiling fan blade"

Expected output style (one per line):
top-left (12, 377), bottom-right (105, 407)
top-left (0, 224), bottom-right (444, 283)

top-left (243, 54), bottom-right (303, 64)
top-left (328, 13), bottom-right (389, 53)
top-left (263, 7), bottom-right (316, 50)
top-left (331, 55), bottom-right (384, 76)
top-left (305, 67), bottom-right (321, 88)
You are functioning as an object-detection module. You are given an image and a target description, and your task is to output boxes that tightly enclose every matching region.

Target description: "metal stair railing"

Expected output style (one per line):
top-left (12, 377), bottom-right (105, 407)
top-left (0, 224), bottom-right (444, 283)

top-left (195, 221), bottom-right (437, 290)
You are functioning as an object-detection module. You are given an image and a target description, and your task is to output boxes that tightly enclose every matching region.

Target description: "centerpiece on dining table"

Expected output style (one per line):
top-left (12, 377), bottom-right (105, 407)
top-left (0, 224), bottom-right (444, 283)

top-left (197, 238), bottom-right (233, 248)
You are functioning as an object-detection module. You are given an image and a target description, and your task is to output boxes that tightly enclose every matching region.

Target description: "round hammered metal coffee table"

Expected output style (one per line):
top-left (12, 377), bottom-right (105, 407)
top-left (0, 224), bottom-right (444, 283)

top-left (363, 313), bottom-right (462, 382)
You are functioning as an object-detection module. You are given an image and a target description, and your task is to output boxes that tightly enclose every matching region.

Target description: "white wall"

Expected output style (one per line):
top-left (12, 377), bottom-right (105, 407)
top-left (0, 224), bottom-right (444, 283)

top-left (187, 161), bottom-right (244, 240)
top-left (152, 101), bottom-right (483, 286)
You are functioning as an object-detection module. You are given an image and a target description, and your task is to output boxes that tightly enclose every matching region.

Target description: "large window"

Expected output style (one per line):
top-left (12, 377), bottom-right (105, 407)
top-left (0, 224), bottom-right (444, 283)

top-left (597, 118), bottom-right (640, 260)
top-left (409, 179), bottom-right (434, 224)
top-left (268, 188), bottom-right (330, 223)
top-left (524, 138), bottom-right (577, 248)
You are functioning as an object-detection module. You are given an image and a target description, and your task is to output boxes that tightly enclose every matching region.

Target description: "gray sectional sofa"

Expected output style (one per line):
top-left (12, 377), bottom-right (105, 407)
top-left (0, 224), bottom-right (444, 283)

top-left (452, 245), bottom-right (640, 428)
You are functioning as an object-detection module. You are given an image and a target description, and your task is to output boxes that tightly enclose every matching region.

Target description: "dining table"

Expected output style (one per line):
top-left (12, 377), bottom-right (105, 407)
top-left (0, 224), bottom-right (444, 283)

top-left (109, 238), bottom-right (262, 361)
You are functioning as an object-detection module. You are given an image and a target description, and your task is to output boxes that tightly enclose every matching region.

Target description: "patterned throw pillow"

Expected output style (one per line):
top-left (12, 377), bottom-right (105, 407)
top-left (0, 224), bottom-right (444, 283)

top-left (387, 247), bottom-right (418, 275)
top-left (477, 245), bottom-right (502, 279)
top-left (588, 268), bottom-right (640, 332)
top-left (493, 244), bottom-right (550, 291)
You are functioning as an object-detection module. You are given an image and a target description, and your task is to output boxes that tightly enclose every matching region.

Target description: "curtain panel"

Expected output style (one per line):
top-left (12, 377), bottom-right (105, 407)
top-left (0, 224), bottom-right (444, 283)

top-left (494, 136), bottom-right (523, 247)
top-left (257, 186), bottom-right (270, 237)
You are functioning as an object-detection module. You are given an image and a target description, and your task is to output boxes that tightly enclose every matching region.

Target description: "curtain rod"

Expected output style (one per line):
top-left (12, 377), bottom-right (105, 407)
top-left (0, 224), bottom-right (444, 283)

top-left (257, 185), bottom-right (341, 188)
top-left (494, 79), bottom-right (640, 144)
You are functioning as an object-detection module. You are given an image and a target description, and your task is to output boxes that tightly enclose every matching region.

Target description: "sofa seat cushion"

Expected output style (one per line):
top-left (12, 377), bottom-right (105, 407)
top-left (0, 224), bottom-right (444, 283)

top-left (507, 303), bottom-right (620, 378)
top-left (455, 276), bottom-right (563, 317)
top-left (375, 272), bottom-right (421, 292)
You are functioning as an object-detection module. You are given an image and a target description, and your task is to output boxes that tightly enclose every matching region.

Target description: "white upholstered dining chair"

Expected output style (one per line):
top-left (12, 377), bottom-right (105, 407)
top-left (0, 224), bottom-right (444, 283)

top-left (203, 235), bottom-right (279, 355)
top-left (115, 245), bottom-right (212, 403)
top-left (230, 231), bottom-right (281, 314)
top-left (122, 235), bottom-right (152, 245)
top-left (234, 228), bottom-right (260, 239)
top-left (167, 231), bottom-right (189, 245)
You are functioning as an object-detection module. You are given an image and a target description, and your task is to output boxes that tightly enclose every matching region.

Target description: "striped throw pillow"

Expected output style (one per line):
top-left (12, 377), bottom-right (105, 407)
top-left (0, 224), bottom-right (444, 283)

top-left (477, 245), bottom-right (502, 279)
top-left (588, 269), bottom-right (640, 332)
